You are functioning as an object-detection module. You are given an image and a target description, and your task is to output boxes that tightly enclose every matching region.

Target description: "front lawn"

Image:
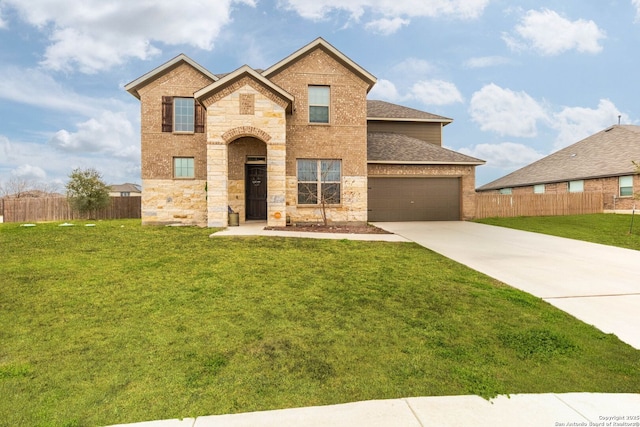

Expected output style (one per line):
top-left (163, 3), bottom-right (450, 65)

top-left (475, 213), bottom-right (640, 251)
top-left (1, 220), bottom-right (638, 426)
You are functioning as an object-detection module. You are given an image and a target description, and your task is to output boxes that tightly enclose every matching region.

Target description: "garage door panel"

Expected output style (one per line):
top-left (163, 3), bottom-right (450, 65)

top-left (368, 177), bottom-right (460, 221)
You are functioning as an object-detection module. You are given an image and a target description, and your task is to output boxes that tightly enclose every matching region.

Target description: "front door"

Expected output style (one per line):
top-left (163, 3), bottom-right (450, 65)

top-left (246, 164), bottom-right (267, 220)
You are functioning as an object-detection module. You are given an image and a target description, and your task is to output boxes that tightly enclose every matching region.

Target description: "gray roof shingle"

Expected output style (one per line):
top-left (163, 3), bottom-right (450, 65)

top-left (368, 132), bottom-right (484, 164)
top-left (367, 100), bottom-right (453, 123)
top-left (477, 125), bottom-right (640, 191)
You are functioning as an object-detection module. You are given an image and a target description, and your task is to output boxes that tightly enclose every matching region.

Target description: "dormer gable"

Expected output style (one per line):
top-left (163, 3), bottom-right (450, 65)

top-left (124, 54), bottom-right (218, 99)
top-left (195, 65), bottom-right (293, 113)
top-left (262, 37), bottom-right (376, 92)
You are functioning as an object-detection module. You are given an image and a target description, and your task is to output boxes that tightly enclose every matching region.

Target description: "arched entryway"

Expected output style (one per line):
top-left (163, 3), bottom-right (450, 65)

top-left (227, 136), bottom-right (267, 222)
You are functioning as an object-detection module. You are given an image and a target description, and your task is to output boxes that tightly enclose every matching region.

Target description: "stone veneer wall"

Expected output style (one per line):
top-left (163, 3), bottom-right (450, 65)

top-left (368, 164), bottom-right (478, 220)
top-left (200, 79), bottom-right (288, 227)
top-left (268, 47), bottom-right (370, 225)
top-left (141, 179), bottom-right (207, 225)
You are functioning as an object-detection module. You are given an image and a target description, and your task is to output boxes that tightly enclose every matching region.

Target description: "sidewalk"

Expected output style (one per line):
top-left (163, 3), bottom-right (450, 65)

top-left (109, 393), bottom-right (640, 427)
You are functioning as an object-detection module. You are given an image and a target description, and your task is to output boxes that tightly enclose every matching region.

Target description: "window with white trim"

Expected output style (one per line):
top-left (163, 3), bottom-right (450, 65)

top-left (297, 159), bottom-right (341, 204)
top-left (174, 98), bottom-right (195, 132)
top-left (308, 86), bottom-right (329, 123)
top-left (499, 188), bottom-right (512, 195)
top-left (174, 157), bottom-right (194, 178)
top-left (533, 184), bottom-right (545, 194)
top-left (568, 180), bottom-right (584, 193)
top-left (619, 175), bottom-right (633, 197)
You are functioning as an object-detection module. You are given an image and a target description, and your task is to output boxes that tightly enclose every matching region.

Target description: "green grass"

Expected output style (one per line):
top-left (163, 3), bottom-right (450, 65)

top-left (475, 213), bottom-right (640, 251)
top-left (1, 219), bottom-right (638, 426)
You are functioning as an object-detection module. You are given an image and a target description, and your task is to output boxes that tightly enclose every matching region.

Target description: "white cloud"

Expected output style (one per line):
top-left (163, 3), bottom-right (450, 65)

top-left (551, 99), bottom-right (627, 150)
top-left (279, 0), bottom-right (489, 30)
top-left (369, 79), bottom-right (403, 102)
top-left (459, 142), bottom-right (544, 170)
top-left (469, 83), bottom-right (549, 137)
top-left (634, 0), bottom-right (640, 22)
top-left (391, 58), bottom-right (435, 76)
top-left (464, 56), bottom-right (512, 68)
top-left (2, 0), bottom-right (255, 73)
top-left (503, 8), bottom-right (606, 56)
top-left (365, 17), bottom-right (409, 34)
top-left (0, 67), bottom-right (99, 115)
top-left (410, 80), bottom-right (464, 105)
top-left (49, 111), bottom-right (138, 160)
top-left (369, 77), bottom-right (463, 106)
top-left (11, 164), bottom-right (47, 180)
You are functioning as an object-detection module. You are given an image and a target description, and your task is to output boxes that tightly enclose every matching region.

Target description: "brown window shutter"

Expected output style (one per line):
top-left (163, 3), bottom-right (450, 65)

top-left (195, 101), bottom-right (205, 133)
top-left (162, 96), bottom-right (173, 132)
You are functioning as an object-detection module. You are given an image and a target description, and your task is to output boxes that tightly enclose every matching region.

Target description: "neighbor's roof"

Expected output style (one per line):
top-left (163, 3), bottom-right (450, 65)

top-left (368, 132), bottom-right (485, 165)
top-left (477, 125), bottom-right (640, 191)
top-left (109, 183), bottom-right (142, 193)
top-left (367, 100), bottom-right (453, 124)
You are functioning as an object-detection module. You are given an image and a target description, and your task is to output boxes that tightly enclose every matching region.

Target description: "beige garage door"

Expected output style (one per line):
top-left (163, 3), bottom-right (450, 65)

top-left (368, 177), bottom-right (460, 221)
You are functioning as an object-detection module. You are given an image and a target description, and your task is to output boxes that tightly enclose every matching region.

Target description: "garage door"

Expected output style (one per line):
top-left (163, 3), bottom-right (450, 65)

top-left (368, 177), bottom-right (460, 221)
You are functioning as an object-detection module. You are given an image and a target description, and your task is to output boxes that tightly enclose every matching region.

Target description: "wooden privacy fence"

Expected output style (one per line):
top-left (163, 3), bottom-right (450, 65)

top-left (475, 192), bottom-right (603, 219)
top-left (1, 197), bottom-right (141, 223)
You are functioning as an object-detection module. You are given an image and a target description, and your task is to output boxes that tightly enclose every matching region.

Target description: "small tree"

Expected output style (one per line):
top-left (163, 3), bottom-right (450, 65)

top-left (65, 168), bottom-right (111, 218)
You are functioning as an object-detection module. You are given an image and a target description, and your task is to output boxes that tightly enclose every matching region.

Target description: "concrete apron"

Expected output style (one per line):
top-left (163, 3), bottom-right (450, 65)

top-left (374, 221), bottom-right (640, 350)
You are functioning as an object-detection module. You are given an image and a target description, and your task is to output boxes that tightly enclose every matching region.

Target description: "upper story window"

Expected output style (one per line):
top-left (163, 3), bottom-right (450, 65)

top-left (619, 175), bottom-right (633, 197)
top-left (162, 96), bottom-right (205, 133)
top-left (174, 98), bottom-right (195, 132)
top-left (308, 86), bottom-right (329, 123)
top-left (568, 180), bottom-right (584, 193)
top-left (533, 184), bottom-right (545, 194)
top-left (499, 188), bottom-right (512, 195)
top-left (120, 192), bottom-right (130, 197)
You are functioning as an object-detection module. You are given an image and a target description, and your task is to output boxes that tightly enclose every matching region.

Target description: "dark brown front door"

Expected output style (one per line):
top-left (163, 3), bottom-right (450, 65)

top-left (246, 164), bottom-right (267, 220)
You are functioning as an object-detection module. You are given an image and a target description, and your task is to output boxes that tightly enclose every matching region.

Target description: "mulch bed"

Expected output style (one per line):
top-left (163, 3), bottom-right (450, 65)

top-left (264, 223), bottom-right (391, 234)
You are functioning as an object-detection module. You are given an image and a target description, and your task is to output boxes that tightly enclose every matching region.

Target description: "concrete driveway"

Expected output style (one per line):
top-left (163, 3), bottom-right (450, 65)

top-left (374, 221), bottom-right (640, 349)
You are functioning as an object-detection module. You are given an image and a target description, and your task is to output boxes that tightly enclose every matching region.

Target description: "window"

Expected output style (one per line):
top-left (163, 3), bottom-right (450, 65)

top-left (308, 86), bottom-right (329, 123)
top-left (162, 96), bottom-right (205, 133)
top-left (174, 157), bottom-right (194, 178)
top-left (619, 175), bottom-right (633, 197)
top-left (533, 184), bottom-right (545, 194)
top-left (120, 192), bottom-right (130, 197)
top-left (568, 180), bottom-right (584, 193)
top-left (174, 98), bottom-right (195, 132)
top-left (297, 159), bottom-right (341, 204)
top-left (499, 188), bottom-right (512, 195)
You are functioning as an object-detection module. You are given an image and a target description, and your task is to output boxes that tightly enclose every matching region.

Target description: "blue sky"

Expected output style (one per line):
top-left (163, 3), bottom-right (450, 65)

top-left (1, 0), bottom-right (639, 191)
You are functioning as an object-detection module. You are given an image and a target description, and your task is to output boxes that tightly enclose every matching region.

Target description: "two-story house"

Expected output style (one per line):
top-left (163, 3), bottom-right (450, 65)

top-left (125, 38), bottom-right (483, 227)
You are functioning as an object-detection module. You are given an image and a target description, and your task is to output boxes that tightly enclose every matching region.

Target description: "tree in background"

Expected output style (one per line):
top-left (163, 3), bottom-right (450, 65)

top-left (0, 176), bottom-right (60, 198)
top-left (65, 168), bottom-right (110, 218)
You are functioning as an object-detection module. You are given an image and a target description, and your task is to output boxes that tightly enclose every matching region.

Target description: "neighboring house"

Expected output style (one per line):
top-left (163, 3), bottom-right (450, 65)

top-left (109, 183), bottom-right (142, 197)
top-left (477, 125), bottom-right (640, 210)
top-left (125, 37), bottom-right (484, 227)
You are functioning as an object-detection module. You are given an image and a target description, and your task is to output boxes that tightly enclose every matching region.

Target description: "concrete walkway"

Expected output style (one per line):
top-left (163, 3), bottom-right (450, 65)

top-left (109, 393), bottom-right (640, 427)
top-left (374, 221), bottom-right (640, 350)
top-left (108, 222), bottom-right (640, 427)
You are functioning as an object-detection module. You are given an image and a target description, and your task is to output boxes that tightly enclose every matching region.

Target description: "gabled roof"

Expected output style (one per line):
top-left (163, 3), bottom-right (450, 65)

top-left (368, 132), bottom-right (485, 165)
top-left (124, 54), bottom-right (218, 99)
top-left (109, 183), bottom-right (142, 193)
top-left (194, 65), bottom-right (294, 112)
top-left (367, 100), bottom-right (453, 124)
top-left (478, 125), bottom-right (640, 191)
top-left (262, 37), bottom-right (377, 92)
